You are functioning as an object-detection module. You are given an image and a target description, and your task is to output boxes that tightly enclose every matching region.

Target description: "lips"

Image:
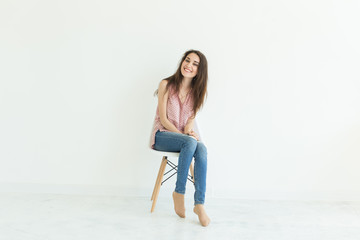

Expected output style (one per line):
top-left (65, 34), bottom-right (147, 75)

top-left (184, 67), bottom-right (192, 73)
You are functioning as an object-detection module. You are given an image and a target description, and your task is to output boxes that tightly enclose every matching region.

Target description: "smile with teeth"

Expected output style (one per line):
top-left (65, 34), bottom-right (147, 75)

top-left (184, 67), bottom-right (192, 73)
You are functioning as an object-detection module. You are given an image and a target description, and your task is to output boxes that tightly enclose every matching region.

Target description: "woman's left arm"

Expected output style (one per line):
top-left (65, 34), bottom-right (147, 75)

top-left (184, 115), bottom-right (195, 134)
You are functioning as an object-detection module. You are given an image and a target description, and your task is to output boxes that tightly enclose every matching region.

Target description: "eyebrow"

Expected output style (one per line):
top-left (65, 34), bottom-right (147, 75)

top-left (186, 57), bottom-right (199, 64)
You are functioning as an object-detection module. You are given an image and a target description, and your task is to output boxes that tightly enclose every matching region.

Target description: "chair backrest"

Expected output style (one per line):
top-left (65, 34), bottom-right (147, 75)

top-left (148, 122), bottom-right (155, 150)
top-left (193, 119), bottom-right (203, 142)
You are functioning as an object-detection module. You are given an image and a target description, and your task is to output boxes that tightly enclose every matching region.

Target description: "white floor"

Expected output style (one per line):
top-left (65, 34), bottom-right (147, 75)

top-left (1, 192), bottom-right (360, 240)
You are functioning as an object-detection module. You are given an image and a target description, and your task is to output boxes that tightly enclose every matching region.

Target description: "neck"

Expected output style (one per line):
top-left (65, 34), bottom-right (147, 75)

top-left (181, 77), bottom-right (192, 90)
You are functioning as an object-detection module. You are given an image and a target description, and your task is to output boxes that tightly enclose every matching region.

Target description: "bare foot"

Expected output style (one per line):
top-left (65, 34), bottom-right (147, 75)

top-left (193, 204), bottom-right (210, 227)
top-left (172, 191), bottom-right (185, 218)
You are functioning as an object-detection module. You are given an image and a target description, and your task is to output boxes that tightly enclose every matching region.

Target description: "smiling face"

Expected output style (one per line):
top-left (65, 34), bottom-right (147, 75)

top-left (180, 52), bottom-right (200, 79)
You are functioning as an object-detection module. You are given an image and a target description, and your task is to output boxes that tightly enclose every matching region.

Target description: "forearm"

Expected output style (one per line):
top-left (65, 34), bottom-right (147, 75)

top-left (184, 116), bottom-right (195, 134)
top-left (160, 118), bottom-right (183, 134)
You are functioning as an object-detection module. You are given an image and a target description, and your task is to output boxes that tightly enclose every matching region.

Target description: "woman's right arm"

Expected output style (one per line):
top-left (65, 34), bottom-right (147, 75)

top-left (158, 80), bottom-right (183, 134)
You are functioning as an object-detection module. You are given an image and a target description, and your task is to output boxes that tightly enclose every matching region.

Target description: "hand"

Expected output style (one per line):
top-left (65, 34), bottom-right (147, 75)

top-left (186, 130), bottom-right (199, 141)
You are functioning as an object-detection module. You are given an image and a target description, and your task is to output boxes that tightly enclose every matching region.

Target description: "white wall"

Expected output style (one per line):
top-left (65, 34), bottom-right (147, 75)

top-left (1, 0), bottom-right (359, 201)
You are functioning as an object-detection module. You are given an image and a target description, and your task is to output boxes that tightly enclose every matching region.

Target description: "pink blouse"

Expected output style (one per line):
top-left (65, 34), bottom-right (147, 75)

top-left (149, 84), bottom-right (202, 149)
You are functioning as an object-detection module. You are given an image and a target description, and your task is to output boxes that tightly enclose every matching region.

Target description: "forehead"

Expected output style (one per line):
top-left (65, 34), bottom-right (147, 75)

top-left (185, 53), bottom-right (200, 63)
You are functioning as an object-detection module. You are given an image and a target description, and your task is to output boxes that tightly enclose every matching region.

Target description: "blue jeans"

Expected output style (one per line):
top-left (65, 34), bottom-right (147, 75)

top-left (153, 130), bottom-right (207, 205)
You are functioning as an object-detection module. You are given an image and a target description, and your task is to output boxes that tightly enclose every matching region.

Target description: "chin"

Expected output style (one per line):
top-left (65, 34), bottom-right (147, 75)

top-left (182, 72), bottom-right (193, 78)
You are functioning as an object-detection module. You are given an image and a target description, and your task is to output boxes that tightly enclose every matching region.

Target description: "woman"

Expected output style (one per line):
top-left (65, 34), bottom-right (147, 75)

top-left (149, 49), bottom-right (210, 227)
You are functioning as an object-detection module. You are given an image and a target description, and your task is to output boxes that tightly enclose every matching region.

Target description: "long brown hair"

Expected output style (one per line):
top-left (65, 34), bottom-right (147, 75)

top-left (154, 49), bottom-right (208, 117)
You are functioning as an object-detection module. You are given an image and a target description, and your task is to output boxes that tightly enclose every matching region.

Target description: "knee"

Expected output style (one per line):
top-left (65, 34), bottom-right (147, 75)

top-left (195, 142), bottom-right (207, 159)
top-left (182, 136), bottom-right (198, 151)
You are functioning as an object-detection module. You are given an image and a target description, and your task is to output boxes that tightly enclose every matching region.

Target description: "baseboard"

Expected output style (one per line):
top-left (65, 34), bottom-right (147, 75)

top-left (210, 188), bottom-right (360, 202)
top-left (0, 182), bottom-right (139, 197)
top-left (1, 182), bottom-right (359, 202)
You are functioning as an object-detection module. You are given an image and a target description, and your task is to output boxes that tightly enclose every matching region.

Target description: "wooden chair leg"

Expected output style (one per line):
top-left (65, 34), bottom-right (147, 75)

top-left (151, 156), bottom-right (168, 213)
top-left (189, 160), bottom-right (195, 183)
top-left (151, 156), bottom-right (166, 200)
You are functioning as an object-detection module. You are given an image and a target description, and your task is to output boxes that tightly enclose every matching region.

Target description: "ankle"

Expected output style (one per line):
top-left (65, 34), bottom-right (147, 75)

top-left (194, 204), bottom-right (205, 210)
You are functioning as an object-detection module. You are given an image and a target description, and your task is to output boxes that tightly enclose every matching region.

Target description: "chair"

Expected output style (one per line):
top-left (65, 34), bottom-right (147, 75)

top-left (149, 149), bottom-right (194, 213)
top-left (149, 120), bottom-right (202, 213)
